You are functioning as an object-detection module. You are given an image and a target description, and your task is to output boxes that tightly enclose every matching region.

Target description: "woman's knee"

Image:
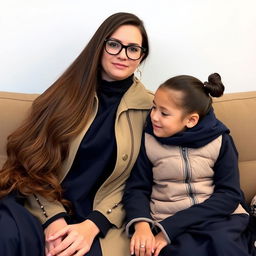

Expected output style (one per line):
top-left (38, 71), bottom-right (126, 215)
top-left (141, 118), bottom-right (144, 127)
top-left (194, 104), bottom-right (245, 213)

top-left (0, 209), bottom-right (20, 253)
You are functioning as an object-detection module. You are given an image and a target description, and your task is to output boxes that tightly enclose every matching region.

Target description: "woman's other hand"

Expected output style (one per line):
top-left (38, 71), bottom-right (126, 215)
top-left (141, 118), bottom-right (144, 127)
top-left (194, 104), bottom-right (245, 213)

top-left (46, 219), bottom-right (100, 256)
top-left (130, 221), bottom-right (155, 256)
top-left (44, 218), bottom-right (68, 256)
top-left (153, 232), bottom-right (168, 256)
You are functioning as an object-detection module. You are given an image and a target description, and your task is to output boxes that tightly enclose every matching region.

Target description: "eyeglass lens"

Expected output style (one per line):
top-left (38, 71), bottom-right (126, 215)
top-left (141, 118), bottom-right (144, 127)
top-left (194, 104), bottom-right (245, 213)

top-left (105, 40), bottom-right (144, 60)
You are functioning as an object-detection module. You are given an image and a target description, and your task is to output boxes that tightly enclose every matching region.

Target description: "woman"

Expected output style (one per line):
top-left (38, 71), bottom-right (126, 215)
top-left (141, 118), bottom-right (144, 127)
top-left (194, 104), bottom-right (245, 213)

top-left (0, 12), bottom-right (153, 256)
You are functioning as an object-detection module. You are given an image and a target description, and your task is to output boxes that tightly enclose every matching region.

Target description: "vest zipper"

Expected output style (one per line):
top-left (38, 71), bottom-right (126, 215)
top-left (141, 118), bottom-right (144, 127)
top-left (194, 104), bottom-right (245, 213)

top-left (181, 147), bottom-right (196, 205)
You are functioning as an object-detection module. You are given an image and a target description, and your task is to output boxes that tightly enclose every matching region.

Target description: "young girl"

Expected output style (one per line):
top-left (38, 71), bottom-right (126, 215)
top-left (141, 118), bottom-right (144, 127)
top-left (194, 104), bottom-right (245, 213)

top-left (123, 73), bottom-right (253, 256)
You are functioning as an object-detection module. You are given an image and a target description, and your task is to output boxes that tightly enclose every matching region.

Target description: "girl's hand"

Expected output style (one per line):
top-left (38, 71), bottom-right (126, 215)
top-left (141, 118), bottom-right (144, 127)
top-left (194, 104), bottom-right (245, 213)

top-left (130, 221), bottom-right (155, 256)
top-left (46, 219), bottom-right (100, 256)
top-left (44, 218), bottom-right (68, 256)
top-left (153, 232), bottom-right (168, 256)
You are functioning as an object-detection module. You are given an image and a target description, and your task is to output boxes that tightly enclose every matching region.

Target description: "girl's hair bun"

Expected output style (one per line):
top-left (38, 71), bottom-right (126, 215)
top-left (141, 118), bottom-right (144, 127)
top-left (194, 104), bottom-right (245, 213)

top-left (203, 73), bottom-right (225, 97)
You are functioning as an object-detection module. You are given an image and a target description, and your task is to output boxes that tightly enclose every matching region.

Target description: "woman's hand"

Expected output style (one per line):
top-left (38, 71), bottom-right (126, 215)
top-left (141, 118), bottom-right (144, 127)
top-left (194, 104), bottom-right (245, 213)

top-left (153, 232), bottom-right (168, 256)
top-left (44, 218), bottom-right (68, 256)
top-left (130, 221), bottom-right (155, 256)
top-left (46, 219), bottom-right (100, 256)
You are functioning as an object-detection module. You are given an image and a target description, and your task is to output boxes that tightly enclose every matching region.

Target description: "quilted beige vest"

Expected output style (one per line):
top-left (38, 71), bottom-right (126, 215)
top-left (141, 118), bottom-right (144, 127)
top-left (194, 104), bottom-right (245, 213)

top-left (145, 133), bottom-right (247, 222)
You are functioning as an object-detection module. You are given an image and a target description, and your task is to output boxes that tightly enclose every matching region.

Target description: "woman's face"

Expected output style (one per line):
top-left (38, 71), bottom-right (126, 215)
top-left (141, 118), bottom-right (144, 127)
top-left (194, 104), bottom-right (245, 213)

top-left (101, 25), bottom-right (144, 81)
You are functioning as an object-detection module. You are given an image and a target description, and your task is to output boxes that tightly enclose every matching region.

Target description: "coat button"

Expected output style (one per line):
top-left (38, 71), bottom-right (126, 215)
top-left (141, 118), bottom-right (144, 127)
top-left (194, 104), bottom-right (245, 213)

top-left (122, 154), bottom-right (128, 161)
top-left (107, 209), bottom-right (112, 214)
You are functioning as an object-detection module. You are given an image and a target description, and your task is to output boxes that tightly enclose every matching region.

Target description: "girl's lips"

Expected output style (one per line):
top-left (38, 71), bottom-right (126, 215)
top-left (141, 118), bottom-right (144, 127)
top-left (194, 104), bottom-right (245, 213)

top-left (152, 123), bottom-right (161, 129)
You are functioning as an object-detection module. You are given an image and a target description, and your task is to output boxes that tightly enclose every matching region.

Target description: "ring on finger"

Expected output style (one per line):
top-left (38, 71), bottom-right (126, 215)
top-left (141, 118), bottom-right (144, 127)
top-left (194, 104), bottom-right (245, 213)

top-left (140, 244), bottom-right (145, 248)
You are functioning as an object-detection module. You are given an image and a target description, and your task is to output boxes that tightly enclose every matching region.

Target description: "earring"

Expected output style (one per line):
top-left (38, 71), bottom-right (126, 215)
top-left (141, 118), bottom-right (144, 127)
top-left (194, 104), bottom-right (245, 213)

top-left (136, 67), bottom-right (142, 80)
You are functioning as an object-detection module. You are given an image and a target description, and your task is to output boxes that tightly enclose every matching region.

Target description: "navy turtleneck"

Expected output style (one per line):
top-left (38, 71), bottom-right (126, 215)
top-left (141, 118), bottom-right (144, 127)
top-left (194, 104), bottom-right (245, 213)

top-left (61, 75), bottom-right (133, 235)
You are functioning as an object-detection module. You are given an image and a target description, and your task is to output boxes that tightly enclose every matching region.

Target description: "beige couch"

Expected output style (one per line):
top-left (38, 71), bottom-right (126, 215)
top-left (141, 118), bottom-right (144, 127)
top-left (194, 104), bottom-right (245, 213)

top-left (0, 90), bottom-right (256, 203)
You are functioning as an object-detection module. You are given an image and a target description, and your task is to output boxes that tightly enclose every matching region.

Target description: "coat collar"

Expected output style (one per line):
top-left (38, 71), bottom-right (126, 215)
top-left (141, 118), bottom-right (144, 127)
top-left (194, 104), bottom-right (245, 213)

top-left (118, 77), bottom-right (153, 111)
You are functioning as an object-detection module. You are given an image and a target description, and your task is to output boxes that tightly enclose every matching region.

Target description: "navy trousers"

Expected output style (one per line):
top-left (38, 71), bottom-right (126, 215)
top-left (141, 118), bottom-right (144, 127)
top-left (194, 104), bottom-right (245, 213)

top-left (0, 194), bottom-right (44, 256)
top-left (159, 214), bottom-right (256, 256)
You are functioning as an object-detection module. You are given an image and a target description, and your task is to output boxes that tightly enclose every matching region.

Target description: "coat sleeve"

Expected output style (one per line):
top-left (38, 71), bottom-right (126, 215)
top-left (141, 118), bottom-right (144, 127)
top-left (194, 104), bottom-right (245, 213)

top-left (122, 134), bottom-right (154, 236)
top-left (24, 193), bottom-right (67, 224)
top-left (158, 134), bottom-right (245, 241)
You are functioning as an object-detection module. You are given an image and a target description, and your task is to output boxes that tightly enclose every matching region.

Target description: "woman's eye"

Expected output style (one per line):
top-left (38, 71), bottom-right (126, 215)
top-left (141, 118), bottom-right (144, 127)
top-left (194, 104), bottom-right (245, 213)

top-left (161, 112), bottom-right (169, 116)
top-left (128, 46), bottom-right (139, 52)
top-left (108, 41), bottom-right (119, 48)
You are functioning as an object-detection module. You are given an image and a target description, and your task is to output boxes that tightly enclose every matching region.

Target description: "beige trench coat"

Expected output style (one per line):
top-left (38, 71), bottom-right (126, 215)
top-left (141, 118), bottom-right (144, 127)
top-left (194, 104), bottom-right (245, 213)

top-left (25, 77), bottom-right (153, 255)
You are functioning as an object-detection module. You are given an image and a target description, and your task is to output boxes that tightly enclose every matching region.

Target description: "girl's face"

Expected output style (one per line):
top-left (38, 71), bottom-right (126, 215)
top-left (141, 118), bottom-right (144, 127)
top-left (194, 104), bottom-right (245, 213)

top-left (150, 87), bottom-right (195, 138)
top-left (101, 25), bottom-right (143, 81)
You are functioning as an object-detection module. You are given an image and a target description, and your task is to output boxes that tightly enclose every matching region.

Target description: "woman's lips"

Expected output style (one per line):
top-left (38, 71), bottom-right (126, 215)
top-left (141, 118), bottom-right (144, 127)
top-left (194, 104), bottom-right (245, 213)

top-left (113, 62), bottom-right (128, 69)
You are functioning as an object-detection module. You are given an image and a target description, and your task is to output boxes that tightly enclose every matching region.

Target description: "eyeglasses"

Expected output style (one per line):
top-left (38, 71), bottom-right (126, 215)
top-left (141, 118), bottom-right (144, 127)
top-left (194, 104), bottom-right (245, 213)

top-left (104, 39), bottom-right (146, 60)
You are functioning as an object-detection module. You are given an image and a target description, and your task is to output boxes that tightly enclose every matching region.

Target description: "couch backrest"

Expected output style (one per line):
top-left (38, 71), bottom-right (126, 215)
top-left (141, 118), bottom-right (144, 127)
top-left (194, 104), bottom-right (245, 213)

top-left (0, 90), bottom-right (256, 202)
top-left (213, 91), bottom-right (256, 202)
top-left (0, 91), bottom-right (38, 168)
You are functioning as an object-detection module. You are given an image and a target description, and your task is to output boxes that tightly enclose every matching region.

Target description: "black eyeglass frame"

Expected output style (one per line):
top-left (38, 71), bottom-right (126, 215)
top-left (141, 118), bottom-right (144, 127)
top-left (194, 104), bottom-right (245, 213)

top-left (104, 39), bottom-right (146, 60)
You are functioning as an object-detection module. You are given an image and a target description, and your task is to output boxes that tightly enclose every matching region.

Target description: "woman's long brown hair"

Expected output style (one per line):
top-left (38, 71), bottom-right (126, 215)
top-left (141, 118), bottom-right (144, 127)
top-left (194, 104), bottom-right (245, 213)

top-left (0, 12), bottom-right (149, 203)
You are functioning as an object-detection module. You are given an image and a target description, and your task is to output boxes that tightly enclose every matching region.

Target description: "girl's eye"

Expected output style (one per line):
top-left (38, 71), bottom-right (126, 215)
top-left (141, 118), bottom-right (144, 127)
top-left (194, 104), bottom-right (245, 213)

top-left (161, 112), bottom-right (169, 116)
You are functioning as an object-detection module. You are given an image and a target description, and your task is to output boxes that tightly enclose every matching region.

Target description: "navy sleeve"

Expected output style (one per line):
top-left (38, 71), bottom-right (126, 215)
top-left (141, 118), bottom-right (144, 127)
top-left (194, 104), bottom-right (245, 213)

top-left (159, 134), bottom-right (244, 240)
top-left (86, 210), bottom-right (112, 237)
top-left (123, 134), bottom-right (153, 224)
top-left (42, 212), bottom-right (70, 229)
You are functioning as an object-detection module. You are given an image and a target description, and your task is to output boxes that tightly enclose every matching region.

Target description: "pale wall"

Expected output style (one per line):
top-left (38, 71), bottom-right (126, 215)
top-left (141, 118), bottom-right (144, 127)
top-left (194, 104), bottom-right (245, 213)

top-left (1, 0), bottom-right (255, 93)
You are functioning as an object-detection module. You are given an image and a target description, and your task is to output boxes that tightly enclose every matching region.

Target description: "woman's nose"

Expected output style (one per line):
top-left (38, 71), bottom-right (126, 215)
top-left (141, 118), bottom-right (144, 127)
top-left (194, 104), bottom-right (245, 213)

top-left (117, 48), bottom-right (127, 59)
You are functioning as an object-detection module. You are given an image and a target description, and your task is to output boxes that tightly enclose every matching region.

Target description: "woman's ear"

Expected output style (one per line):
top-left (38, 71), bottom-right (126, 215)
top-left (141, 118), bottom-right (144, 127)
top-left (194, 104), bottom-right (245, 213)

top-left (186, 113), bottom-right (199, 128)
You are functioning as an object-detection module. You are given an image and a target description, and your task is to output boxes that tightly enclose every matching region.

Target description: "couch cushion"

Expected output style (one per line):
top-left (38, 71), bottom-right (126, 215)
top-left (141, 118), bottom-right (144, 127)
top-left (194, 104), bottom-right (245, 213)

top-left (213, 91), bottom-right (256, 202)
